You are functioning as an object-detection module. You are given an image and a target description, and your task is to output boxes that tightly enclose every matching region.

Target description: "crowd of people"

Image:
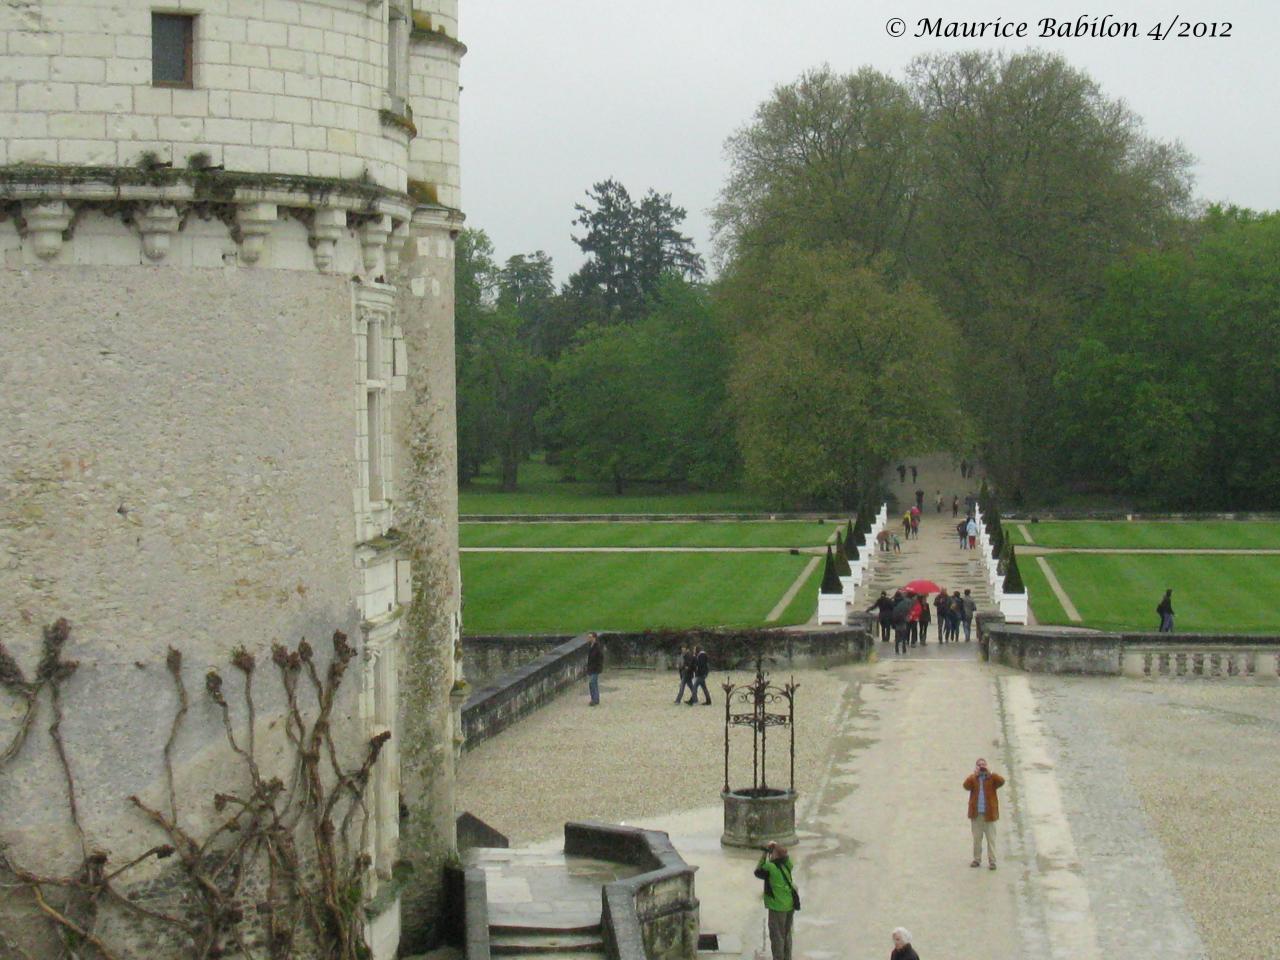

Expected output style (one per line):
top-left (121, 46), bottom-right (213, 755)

top-left (866, 587), bottom-right (977, 652)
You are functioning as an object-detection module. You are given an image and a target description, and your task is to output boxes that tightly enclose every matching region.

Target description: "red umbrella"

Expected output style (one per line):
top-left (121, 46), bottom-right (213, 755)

top-left (904, 579), bottom-right (942, 595)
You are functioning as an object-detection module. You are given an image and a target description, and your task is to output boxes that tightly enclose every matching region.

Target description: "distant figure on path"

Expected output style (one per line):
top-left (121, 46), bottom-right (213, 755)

top-left (892, 592), bottom-right (912, 654)
top-left (688, 645), bottom-right (712, 705)
top-left (918, 594), bottom-right (931, 644)
top-left (907, 593), bottom-right (923, 646)
top-left (674, 645), bottom-right (695, 704)
top-left (890, 928), bottom-right (920, 960)
top-left (956, 520), bottom-right (967, 549)
top-left (951, 495), bottom-right (959, 517)
top-left (910, 464), bottom-right (918, 483)
top-left (902, 511), bottom-right (912, 538)
top-left (876, 528), bottom-right (893, 552)
top-left (586, 632), bottom-right (604, 705)
top-left (1157, 589), bottom-right (1175, 632)
top-left (964, 757), bottom-right (1005, 869)
top-left (892, 533), bottom-right (902, 553)
top-left (933, 591), bottom-right (950, 642)
top-left (962, 589), bottom-right (977, 642)
top-left (960, 458), bottom-right (969, 478)
top-left (868, 591), bottom-right (894, 643)
top-left (966, 516), bottom-right (978, 550)
top-left (915, 488), bottom-right (925, 510)
top-left (935, 490), bottom-right (943, 513)
top-left (754, 841), bottom-right (798, 960)
top-left (909, 513), bottom-right (919, 539)
top-left (897, 463), bottom-right (907, 483)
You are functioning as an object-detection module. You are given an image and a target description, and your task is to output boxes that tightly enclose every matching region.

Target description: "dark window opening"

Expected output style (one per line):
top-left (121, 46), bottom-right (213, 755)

top-left (152, 13), bottom-right (194, 87)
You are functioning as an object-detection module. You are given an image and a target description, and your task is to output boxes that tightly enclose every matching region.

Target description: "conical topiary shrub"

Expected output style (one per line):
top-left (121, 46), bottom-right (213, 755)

top-left (979, 478), bottom-right (991, 507)
top-left (847, 535), bottom-right (860, 561)
top-left (829, 542), bottom-right (849, 578)
top-left (845, 518), bottom-right (855, 549)
top-left (1003, 547), bottom-right (1025, 594)
top-left (820, 546), bottom-right (843, 594)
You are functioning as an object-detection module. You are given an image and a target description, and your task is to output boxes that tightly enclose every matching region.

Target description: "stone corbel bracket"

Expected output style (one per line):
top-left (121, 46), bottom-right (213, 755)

top-left (136, 203), bottom-right (181, 261)
top-left (310, 207), bottom-right (348, 273)
top-left (235, 201), bottom-right (278, 264)
top-left (22, 200), bottom-right (73, 260)
top-left (360, 213), bottom-right (393, 278)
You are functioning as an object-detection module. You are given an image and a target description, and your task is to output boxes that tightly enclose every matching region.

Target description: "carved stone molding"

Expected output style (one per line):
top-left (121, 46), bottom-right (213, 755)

top-left (311, 207), bottom-right (347, 272)
top-left (384, 218), bottom-right (411, 274)
top-left (361, 214), bottom-right (393, 277)
top-left (235, 201), bottom-right (278, 264)
top-left (136, 203), bottom-right (181, 261)
top-left (23, 200), bottom-right (72, 260)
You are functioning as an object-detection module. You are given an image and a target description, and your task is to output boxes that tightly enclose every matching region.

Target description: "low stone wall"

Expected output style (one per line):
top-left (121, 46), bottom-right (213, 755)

top-left (980, 615), bottom-right (1280, 679)
top-left (460, 623), bottom-right (876, 751)
top-left (463, 634), bottom-right (574, 686)
top-left (565, 821), bottom-right (699, 960)
top-left (461, 636), bottom-right (590, 748)
top-left (442, 863), bottom-right (490, 960)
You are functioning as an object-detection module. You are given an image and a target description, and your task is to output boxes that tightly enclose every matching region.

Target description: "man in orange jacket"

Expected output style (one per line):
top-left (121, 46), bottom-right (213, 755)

top-left (963, 757), bottom-right (1005, 869)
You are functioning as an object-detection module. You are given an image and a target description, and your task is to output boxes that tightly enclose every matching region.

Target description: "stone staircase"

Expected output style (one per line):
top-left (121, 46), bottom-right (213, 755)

top-left (858, 513), bottom-right (997, 613)
top-left (489, 923), bottom-right (606, 959)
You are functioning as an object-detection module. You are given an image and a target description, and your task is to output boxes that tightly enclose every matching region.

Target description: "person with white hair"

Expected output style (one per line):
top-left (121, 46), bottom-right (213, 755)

top-left (890, 927), bottom-right (920, 960)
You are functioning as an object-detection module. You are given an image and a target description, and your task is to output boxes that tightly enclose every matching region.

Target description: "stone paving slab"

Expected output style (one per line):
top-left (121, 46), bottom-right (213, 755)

top-left (461, 848), bottom-right (641, 929)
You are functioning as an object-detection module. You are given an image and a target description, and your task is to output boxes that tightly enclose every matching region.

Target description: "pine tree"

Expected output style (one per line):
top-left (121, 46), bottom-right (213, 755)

top-left (820, 546), bottom-right (843, 594)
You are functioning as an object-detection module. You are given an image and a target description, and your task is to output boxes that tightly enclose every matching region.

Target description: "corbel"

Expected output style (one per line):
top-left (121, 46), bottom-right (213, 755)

top-left (136, 203), bottom-right (181, 261)
top-left (23, 200), bottom-right (73, 260)
top-left (311, 207), bottom-right (347, 272)
top-left (235, 201), bottom-right (278, 264)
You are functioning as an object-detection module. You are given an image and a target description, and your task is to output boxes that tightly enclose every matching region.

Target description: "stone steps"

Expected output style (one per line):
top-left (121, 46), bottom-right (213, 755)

top-left (489, 928), bottom-right (605, 957)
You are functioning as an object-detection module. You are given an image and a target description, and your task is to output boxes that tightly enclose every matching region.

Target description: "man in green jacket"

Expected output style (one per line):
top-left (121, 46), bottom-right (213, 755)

top-left (754, 841), bottom-right (797, 960)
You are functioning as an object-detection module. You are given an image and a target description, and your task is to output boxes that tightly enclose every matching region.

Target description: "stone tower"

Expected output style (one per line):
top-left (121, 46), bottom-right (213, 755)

top-left (0, 0), bottom-right (464, 956)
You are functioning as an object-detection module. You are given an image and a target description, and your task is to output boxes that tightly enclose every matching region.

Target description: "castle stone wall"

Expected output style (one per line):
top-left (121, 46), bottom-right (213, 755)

top-left (1, 0), bottom-right (411, 189)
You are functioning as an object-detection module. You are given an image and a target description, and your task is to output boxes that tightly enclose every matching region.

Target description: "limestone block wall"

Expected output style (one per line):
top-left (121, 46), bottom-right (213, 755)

top-left (407, 0), bottom-right (462, 208)
top-left (0, 0), bottom-right (411, 189)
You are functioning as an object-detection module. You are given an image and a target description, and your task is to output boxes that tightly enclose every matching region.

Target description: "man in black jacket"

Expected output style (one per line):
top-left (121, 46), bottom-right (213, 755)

top-left (674, 645), bottom-right (696, 704)
top-left (586, 632), bottom-right (603, 705)
top-left (867, 591), bottom-right (894, 643)
top-left (688, 646), bottom-right (712, 705)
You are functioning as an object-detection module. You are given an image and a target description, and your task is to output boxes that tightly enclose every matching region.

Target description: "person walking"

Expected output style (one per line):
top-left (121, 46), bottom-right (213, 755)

top-left (910, 465), bottom-right (918, 483)
top-left (956, 519), bottom-right (968, 550)
top-left (948, 591), bottom-right (964, 642)
top-left (966, 516), bottom-right (979, 550)
top-left (892, 592), bottom-right (912, 654)
top-left (960, 458), bottom-right (968, 478)
top-left (674, 645), bottom-right (695, 704)
top-left (914, 488), bottom-right (925, 511)
top-left (935, 490), bottom-right (943, 513)
top-left (754, 841), bottom-right (798, 960)
top-left (909, 513), bottom-right (919, 540)
top-left (951, 495), bottom-right (959, 518)
top-left (890, 928), bottom-right (920, 960)
top-left (933, 591), bottom-right (949, 643)
top-left (964, 758), bottom-right (1005, 869)
top-left (918, 593), bottom-right (931, 644)
top-left (897, 463), bottom-right (907, 483)
top-left (907, 593), bottom-right (922, 647)
top-left (876, 528), bottom-right (893, 552)
top-left (902, 511), bottom-right (912, 539)
top-left (1156, 589), bottom-right (1175, 633)
top-left (962, 589), bottom-right (977, 642)
top-left (586, 632), bottom-right (604, 706)
top-left (689, 645), bottom-right (712, 705)
top-left (868, 591), bottom-right (894, 643)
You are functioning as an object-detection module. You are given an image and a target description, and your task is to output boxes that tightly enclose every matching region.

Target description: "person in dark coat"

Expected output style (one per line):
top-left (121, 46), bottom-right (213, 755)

top-left (867, 591), bottom-right (894, 643)
top-left (1157, 589), bottom-right (1174, 632)
top-left (586, 632), bottom-right (603, 705)
top-left (688, 646), bottom-right (712, 705)
top-left (933, 591), bottom-right (949, 643)
top-left (890, 927), bottom-right (920, 960)
top-left (891, 592), bottom-right (912, 654)
top-left (897, 463), bottom-right (907, 483)
top-left (674, 646), bottom-right (695, 704)
top-left (918, 594), bottom-right (932, 644)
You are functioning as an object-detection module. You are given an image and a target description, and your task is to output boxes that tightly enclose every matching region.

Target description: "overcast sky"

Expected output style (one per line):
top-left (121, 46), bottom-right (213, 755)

top-left (459, 0), bottom-right (1279, 282)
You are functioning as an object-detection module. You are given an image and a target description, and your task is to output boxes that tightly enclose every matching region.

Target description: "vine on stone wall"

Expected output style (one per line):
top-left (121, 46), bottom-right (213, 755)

top-left (0, 621), bottom-right (387, 960)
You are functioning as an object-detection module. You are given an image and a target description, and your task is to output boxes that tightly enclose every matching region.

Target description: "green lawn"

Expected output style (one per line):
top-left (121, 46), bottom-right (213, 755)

top-left (460, 521), bottom-right (836, 549)
top-left (1028, 554), bottom-right (1280, 633)
top-left (461, 553), bottom-right (815, 634)
top-left (1008, 520), bottom-right (1280, 549)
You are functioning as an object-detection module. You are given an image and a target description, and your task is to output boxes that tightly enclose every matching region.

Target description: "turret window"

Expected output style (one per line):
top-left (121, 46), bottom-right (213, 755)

top-left (152, 13), bottom-right (194, 87)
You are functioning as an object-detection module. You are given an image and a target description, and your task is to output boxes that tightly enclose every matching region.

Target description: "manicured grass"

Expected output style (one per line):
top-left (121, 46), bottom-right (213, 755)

top-left (1018, 556), bottom-right (1071, 626)
top-left (461, 553), bottom-right (814, 634)
top-left (1027, 554), bottom-right (1280, 633)
top-left (460, 522), bottom-right (836, 549)
top-left (771, 558), bottom-right (823, 626)
top-left (1007, 521), bottom-right (1280, 549)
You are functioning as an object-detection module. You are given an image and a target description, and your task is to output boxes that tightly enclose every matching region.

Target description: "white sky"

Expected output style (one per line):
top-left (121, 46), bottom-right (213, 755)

top-left (459, 0), bottom-right (1280, 282)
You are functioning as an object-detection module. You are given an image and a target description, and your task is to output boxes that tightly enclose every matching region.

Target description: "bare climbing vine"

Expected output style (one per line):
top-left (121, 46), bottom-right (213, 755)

top-left (0, 620), bottom-right (388, 960)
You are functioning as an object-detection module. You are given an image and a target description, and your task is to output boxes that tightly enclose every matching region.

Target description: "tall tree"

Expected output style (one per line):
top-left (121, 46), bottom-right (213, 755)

top-left (722, 243), bottom-right (961, 508)
top-left (715, 65), bottom-right (924, 267)
top-left (907, 50), bottom-right (1193, 490)
top-left (568, 179), bottom-right (705, 324)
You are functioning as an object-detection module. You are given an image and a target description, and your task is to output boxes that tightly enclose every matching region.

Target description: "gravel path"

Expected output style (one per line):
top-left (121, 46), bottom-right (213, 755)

top-left (456, 668), bottom-right (849, 845)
